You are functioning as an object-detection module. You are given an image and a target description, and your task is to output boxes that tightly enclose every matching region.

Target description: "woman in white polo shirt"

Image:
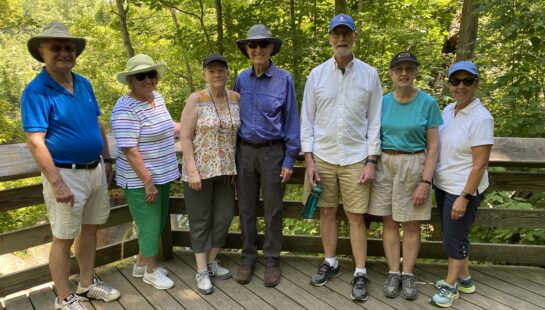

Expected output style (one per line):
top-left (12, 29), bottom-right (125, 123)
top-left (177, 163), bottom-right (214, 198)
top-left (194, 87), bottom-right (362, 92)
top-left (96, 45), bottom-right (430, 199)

top-left (431, 61), bottom-right (494, 308)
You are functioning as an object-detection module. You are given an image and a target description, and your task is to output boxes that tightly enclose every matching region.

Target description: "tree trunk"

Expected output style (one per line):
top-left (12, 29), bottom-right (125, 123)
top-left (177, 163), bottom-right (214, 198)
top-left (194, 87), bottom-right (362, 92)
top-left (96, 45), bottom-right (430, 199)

top-left (115, 0), bottom-right (135, 58)
top-left (215, 0), bottom-right (224, 54)
top-left (335, 0), bottom-right (346, 15)
top-left (169, 8), bottom-right (195, 93)
top-left (457, 0), bottom-right (478, 61)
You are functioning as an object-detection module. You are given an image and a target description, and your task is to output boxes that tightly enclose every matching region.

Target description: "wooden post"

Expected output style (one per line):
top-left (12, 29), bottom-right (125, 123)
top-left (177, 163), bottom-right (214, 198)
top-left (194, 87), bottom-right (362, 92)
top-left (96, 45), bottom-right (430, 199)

top-left (457, 0), bottom-right (478, 61)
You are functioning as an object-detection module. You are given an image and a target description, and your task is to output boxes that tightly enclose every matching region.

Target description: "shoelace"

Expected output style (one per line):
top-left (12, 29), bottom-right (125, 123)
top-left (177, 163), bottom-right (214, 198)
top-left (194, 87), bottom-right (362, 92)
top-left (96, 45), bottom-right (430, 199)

top-left (352, 275), bottom-right (367, 288)
top-left (402, 275), bottom-right (416, 288)
top-left (86, 280), bottom-right (114, 299)
top-left (66, 297), bottom-right (86, 310)
top-left (386, 274), bottom-right (401, 286)
top-left (197, 272), bottom-right (211, 287)
top-left (317, 262), bottom-right (331, 275)
top-left (438, 287), bottom-right (455, 297)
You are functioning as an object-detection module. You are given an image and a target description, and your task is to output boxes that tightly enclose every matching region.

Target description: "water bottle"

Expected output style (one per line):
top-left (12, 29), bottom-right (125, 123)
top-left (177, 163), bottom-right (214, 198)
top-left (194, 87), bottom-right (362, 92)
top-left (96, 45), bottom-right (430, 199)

top-left (302, 185), bottom-right (322, 219)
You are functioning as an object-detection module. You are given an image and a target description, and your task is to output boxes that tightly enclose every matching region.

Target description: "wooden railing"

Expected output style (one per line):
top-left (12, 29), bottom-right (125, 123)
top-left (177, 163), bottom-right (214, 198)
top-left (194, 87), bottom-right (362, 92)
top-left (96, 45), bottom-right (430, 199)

top-left (1, 136), bottom-right (545, 297)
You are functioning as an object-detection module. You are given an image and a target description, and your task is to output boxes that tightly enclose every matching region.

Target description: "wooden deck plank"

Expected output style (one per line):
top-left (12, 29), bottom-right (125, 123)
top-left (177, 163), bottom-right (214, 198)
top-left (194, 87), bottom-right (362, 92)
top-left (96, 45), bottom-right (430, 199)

top-left (28, 286), bottom-right (56, 309)
top-left (176, 251), bottom-right (276, 310)
top-left (220, 253), bottom-right (306, 309)
top-left (491, 265), bottom-right (545, 287)
top-left (371, 260), bottom-right (487, 310)
top-left (95, 263), bottom-right (153, 310)
top-left (282, 255), bottom-right (394, 310)
top-left (3, 295), bottom-right (33, 310)
top-left (166, 252), bottom-right (242, 310)
top-left (472, 265), bottom-right (545, 297)
top-left (264, 256), bottom-right (375, 310)
top-left (115, 262), bottom-right (185, 309)
top-left (468, 267), bottom-right (545, 308)
top-left (419, 264), bottom-right (542, 310)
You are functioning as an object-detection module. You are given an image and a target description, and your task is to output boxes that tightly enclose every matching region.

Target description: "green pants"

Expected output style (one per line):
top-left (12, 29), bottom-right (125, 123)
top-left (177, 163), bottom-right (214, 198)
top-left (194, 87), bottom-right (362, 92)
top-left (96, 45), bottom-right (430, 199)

top-left (124, 183), bottom-right (171, 257)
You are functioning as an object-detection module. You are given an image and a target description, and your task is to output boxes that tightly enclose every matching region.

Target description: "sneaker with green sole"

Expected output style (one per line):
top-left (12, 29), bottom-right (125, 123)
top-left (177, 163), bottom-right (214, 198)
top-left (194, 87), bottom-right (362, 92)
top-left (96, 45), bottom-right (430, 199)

top-left (430, 286), bottom-right (459, 308)
top-left (435, 278), bottom-right (476, 294)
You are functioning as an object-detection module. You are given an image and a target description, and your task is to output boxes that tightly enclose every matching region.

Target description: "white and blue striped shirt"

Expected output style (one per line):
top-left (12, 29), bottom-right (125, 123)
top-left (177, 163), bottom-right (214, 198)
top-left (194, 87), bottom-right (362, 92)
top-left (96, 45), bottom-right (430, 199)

top-left (111, 92), bottom-right (180, 188)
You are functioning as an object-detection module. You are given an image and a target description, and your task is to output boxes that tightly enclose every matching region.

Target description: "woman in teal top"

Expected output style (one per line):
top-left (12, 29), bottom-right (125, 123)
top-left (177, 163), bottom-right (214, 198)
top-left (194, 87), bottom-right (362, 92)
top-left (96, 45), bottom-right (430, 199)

top-left (369, 52), bottom-right (443, 300)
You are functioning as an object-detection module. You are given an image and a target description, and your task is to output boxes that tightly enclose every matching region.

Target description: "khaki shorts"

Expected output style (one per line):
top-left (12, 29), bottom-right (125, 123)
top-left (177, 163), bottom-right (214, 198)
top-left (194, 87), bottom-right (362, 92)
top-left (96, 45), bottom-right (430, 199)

top-left (369, 152), bottom-right (432, 222)
top-left (42, 162), bottom-right (110, 239)
top-left (303, 156), bottom-right (370, 214)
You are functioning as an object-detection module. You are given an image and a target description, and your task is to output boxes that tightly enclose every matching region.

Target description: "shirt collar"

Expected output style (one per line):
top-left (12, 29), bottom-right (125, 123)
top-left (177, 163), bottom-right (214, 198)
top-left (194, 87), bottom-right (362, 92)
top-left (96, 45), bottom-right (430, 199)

top-left (331, 55), bottom-right (355, 71)
top-left (251, 61), bottom-right (275, 78)
top-left (454, 98), bottom-right (481, 115)
top-left (39, 67), bottom-right (76, 93)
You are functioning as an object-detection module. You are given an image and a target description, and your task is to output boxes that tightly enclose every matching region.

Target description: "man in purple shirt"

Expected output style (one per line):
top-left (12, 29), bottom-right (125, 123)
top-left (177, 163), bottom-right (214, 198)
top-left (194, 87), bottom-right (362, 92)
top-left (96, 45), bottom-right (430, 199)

top-left (234, 24), bottom-right (301, 287)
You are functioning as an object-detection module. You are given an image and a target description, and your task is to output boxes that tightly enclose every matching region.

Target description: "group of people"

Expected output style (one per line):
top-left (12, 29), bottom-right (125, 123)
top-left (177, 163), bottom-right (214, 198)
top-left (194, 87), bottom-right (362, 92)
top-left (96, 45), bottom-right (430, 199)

top-left (20, 13), bottom-right (493, 310)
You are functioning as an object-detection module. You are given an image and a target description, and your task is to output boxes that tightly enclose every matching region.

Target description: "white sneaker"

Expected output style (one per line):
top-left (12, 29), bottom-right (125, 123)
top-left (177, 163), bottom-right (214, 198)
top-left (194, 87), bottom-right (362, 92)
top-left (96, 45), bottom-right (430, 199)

top-left (75, 279), bottom-right (120, 302)
top-left (143, 268), bottom-right (174, 289)
top-left (54, 293), bottom-right (87, 310)
top-left (208, 260), bottom-right (231, 279)
top-left (132, 263), bottom-right (168, 278)
top-left (196, 270), bottom-right (213, 294)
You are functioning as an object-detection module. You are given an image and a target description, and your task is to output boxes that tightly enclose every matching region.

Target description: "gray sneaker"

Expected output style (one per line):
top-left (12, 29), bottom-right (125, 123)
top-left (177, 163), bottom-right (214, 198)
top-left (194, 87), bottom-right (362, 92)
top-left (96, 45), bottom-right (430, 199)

top-left (401, 274), bottom-right (418, 300)
top-left (310, 261), bottom-right (340, 286)
top-left (384, 273), bottom-right (401, 298)
top-left (208, 260), bottom-right (231, 280)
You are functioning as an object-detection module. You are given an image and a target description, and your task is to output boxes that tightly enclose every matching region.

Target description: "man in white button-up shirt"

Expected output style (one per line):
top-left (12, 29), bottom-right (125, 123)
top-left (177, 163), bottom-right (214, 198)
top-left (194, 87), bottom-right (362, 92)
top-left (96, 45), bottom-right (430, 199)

top-left (301, 14), bottom-right (382, 302)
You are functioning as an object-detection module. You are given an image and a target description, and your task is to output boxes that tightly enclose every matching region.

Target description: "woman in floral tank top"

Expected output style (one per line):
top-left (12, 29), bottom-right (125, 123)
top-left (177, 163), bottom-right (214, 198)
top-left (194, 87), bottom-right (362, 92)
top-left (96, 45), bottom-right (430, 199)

top-left (179, 54), bottom-right (240, 295)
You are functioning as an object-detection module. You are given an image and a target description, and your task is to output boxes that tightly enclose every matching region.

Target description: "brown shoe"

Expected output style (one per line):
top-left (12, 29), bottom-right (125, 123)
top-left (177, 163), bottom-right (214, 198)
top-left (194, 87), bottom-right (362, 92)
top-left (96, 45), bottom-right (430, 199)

top-left (264, 265), bottom-right (281, 287)
top-left (236, 265), bottom-right (253, 284)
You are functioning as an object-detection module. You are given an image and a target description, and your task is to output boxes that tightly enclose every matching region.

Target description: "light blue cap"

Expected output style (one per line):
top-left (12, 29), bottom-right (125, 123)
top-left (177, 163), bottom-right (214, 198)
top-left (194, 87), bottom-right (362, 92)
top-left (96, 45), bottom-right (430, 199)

top-left (329, 14), bottom-right (356, 32)
top-left (448, 60), bottom-right (479, 78)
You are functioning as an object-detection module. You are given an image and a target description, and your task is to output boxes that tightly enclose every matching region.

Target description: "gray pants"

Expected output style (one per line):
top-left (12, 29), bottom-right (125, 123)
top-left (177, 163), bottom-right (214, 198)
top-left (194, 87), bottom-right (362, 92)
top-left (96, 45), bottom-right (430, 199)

top-left (236, 141), bottom-right (285, 267)
top-left (184, 175), bottom-right (235, 253)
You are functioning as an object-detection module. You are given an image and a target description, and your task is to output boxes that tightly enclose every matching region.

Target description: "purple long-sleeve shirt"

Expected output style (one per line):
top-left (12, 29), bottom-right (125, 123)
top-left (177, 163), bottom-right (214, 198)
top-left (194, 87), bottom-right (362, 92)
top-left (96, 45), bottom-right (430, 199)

top-left (234, 63), bottom-right (301, 169)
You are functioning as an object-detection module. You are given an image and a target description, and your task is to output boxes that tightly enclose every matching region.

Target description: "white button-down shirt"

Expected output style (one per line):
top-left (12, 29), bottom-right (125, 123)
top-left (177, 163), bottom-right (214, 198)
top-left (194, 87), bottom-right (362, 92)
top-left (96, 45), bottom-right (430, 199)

top-left (300, 57), bottom-right (382, 165)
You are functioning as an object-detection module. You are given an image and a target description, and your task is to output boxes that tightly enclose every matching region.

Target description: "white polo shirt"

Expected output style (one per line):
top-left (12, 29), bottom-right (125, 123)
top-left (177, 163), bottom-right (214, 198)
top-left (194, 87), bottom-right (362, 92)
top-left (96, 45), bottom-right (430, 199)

top-left (434, 98), bottom-right (494, 195)
top-left (300, 57), bottom-right (382, 166)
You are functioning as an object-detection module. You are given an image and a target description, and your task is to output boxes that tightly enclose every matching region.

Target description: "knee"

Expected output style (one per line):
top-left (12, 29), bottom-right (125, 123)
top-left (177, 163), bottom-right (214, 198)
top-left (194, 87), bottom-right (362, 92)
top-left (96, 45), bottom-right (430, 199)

top-left (402, 221), bottom-right (420, 234)
top-left (52, 237), bottom-right (75, 250)
top-left (320, 208), bottom-right (337, 221)
top-left (345, 212), bottom-right (364, 226)
top-left (81, 224), bottom-right (99, 234)
top-left (383, 217), bottom-right (398, 230)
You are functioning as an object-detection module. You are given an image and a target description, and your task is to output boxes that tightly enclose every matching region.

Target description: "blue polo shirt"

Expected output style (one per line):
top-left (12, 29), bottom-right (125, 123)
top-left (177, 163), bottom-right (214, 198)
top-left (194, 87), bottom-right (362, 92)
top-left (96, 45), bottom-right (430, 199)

top-left (21, 68), bottom-right (103, 164)
top-left (233, 63), bottom-right (301, 169)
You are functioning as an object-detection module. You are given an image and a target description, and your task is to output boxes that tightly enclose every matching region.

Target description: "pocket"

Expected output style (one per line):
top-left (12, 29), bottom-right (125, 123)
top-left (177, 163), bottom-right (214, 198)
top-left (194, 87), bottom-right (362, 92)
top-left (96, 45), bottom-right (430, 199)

top-left (259, 95), bottom-right (283, 115)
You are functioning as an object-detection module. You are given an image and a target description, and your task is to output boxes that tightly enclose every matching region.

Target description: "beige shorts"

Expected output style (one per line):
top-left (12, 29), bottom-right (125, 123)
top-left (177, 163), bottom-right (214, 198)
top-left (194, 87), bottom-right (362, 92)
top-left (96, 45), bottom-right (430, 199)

top-left (369, 152), bottom-right (432, 222)
top-left (303, 156), bottom-right (370, 214)
top-left (42, 162), bottom-right (110, 239)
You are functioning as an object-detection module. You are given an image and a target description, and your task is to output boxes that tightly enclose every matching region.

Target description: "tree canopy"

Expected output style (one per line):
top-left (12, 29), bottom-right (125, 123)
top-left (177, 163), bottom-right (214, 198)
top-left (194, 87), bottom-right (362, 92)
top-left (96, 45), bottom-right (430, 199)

top-left (0, 0), bottom-right (543, 144)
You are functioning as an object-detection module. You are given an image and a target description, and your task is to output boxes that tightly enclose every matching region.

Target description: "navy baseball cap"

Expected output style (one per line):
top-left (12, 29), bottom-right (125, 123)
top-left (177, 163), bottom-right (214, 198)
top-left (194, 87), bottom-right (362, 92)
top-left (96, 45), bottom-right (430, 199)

top-left (448, 60), bottom-right (479, 78)
top-left (202, 53), bottom-right (228, 69)
top-left (329, 14), bottom-right (356, 32)
top-left (389, 52), bottom-right (420, 68)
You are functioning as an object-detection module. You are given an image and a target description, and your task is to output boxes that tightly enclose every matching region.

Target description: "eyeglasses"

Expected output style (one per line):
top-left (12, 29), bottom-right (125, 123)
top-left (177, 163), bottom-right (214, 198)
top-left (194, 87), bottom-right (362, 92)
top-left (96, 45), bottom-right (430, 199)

top-left (449, 77), bottom-right (477, 86)
top-left (40, 44), bottom-right (76, 53)
top-left (247, 41), bottom-right (270, 49)
top-left (133, 71), bottom-right (158, 81)
top-left (393, 66), bottom-right (416, 74)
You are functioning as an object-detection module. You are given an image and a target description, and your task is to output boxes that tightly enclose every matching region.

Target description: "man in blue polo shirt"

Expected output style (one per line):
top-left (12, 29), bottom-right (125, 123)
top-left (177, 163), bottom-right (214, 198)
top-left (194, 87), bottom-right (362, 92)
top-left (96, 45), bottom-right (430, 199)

top-left (233, 24), bottom-right (301, 287)
top-left (21, 22), bottom-right (120, 310)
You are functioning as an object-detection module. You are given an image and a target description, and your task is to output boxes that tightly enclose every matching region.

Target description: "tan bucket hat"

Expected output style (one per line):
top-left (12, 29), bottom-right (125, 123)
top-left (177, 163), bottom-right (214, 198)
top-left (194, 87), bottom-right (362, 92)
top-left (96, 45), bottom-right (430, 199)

top-left (116, 54), bottom-right (168, 85)
top-left (27, 22), bottom-right (86, 62)
top-left (236, 24), bottom-right (282, 58)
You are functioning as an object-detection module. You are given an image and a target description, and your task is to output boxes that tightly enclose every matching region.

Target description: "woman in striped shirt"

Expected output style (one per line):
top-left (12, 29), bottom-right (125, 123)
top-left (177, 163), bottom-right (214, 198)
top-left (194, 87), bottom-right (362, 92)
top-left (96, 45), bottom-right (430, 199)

top-left (111, 54), bottom-right (180, 290)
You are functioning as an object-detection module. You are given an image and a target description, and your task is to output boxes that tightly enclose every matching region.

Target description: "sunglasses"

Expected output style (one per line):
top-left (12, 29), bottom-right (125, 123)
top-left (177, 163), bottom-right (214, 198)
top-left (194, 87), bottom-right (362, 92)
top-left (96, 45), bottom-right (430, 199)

top-left (247, 41), bottom-right (270, 49)
top-left (41, 45), bottom-right (76, 53)
top-left (133, 70), bottom-right (158, 81)
top-left (449, 77), bottom-right (477, 86)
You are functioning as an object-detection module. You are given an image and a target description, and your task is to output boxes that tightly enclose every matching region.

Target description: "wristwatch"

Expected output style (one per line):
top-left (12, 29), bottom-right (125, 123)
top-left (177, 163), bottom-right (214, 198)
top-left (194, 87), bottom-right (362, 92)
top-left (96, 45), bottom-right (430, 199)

top-left (460, 191), bottom-right (472, 200)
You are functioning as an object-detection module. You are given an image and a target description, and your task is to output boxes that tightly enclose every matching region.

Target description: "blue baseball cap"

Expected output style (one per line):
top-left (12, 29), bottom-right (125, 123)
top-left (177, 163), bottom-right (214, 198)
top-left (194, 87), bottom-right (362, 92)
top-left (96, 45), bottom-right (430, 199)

top-left (448, 60), bottom-right (479, 78)
top-left (329, 14), bottom-right (356, 33)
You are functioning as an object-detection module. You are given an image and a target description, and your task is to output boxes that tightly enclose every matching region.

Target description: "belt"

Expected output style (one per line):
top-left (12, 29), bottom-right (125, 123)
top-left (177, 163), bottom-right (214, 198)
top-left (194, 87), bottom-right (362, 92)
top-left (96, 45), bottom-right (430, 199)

top-left (239, 138), bottom-right (283, 148)
top-left (55, 157), bottom-right (101, 169)
top-left (382, 149), bottom-right (425, 155)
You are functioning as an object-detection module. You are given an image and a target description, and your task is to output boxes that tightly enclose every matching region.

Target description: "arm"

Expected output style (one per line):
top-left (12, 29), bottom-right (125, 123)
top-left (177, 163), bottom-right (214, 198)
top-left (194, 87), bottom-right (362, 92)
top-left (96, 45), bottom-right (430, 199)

top-left (98, 118), bottom-right (114, 186)
top-left (359, 72), bottom-right (383, 184)
top-left (26, 132), bottom-right (74, 206)
top-left (300, 74), bottom-right (319, 185)
top-left (280, 74), bottom-right (301, 182)
top-left (123, 146), bottom-right (157, 202)
top-left (451, 144), bottom-right (492, 220)
top-left (179, 93), bottom-right (201, 190)
top-left (413, 127), bottom-right (439, 207)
